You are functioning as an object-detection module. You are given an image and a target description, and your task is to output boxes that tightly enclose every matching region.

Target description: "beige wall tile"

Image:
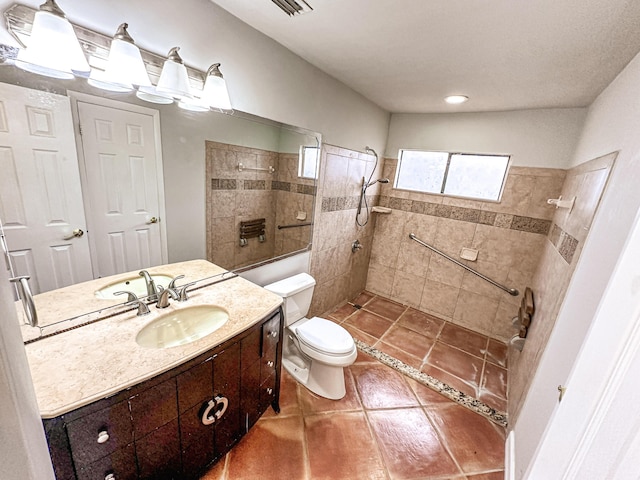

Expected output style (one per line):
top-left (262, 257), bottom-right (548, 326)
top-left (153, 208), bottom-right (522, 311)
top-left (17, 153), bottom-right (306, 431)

top-left (453, 290), bottom-right (500, 336)
top-left (391, 270), bottom-right (426, 308)
top-left (420, 280), bottom-right (459, 319)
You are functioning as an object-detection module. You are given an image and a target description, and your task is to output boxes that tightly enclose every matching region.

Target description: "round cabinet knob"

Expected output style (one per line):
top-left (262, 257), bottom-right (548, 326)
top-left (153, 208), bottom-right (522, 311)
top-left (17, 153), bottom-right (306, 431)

top-left (266, 360), bottom-right (274, 367)
top-left (97, 430), bottom-right (110, 444)
top-left (266, 387), bottom-right (273, 395)
top-left (105, 474), bottom-right (115, 480)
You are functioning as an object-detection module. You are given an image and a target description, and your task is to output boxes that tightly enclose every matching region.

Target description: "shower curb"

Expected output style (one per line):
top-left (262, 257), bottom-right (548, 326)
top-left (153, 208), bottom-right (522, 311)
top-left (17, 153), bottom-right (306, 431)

top-left (354, 338), bottom-right (508, 427)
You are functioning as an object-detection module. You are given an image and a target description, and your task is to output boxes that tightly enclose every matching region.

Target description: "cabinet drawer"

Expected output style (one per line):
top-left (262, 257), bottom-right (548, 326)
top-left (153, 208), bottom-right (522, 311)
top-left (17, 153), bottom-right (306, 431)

top-left (262, 314), bottom-right (280, 354)
top-left (260, 350), bottom-right (277, 381)
top-left (66, 400), bottom-right (132, 467)
top-left (260, 374), bottom-right (277, 411)
top-left (76, 443), bottom-right (137, 480)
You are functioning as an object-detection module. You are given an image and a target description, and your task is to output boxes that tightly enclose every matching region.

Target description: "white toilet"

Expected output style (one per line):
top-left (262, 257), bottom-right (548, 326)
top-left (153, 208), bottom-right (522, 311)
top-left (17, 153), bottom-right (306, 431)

top-left (264, 273), bottom-right (357, 400)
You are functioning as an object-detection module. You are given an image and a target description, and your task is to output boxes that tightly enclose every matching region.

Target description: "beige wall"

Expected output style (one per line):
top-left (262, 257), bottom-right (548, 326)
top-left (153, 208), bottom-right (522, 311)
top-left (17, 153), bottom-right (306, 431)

top-left (508, 153), bottom-right (615, 422)
top-left (366, 160), bottom-right (566, 341)
top-left (308, 144), bottom-right (383, 317)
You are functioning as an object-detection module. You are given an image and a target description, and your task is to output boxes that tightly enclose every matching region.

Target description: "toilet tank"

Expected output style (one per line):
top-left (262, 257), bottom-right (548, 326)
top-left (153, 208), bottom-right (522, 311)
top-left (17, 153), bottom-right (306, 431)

top-left (263, 273), bottom-right (316, 326)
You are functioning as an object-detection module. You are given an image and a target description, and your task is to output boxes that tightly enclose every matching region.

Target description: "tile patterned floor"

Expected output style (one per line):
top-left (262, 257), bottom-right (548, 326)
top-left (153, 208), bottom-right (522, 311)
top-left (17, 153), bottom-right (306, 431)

top-left (202, 360), bottom-right (505, 480)
top-left (201, 291), bottom-right (507, 479)
top-left (332, 292), bottom-right (508, 412)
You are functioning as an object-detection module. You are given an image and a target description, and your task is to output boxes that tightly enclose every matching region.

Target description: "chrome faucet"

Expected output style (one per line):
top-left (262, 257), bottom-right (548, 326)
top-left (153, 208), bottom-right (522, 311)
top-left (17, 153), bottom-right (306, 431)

top-left (139, 270), bottom-right (158, 301)
top-left (115, 291), bottom-right (150, 316)
top-left (156, 286), bottom-right (179, 308)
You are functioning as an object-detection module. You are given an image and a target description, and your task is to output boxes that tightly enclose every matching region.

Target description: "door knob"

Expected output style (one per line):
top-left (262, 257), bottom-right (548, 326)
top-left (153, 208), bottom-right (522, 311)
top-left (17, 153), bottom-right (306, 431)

top-left (63, 228), bottom-right (84, 240)
top-left (146, 216), bottom-right (159, 224)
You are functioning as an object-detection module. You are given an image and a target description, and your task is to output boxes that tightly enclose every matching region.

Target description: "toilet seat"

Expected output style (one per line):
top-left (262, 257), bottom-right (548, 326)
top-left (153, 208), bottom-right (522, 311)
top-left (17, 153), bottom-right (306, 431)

top-left (294, 317), bottom-right (354, 356)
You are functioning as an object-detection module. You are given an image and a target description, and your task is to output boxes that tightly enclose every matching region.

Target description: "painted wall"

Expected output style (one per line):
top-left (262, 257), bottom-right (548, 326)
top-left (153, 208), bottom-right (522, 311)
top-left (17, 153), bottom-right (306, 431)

top-left (386, 109), bottom-right (586, 168)
top-left (512, 50), bottom-right (640, 478)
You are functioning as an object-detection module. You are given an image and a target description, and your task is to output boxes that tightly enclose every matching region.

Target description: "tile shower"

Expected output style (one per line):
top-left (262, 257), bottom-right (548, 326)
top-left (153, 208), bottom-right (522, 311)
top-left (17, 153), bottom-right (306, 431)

top-left (308, 143), bottom-right (613, 423)
top-left (205, 141), bottom-right (315, 270)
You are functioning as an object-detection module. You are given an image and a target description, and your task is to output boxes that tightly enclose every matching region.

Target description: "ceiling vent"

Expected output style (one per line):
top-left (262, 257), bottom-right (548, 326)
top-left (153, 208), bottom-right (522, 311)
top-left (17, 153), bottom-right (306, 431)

top-left (271, 0), bottom-right (313, 16)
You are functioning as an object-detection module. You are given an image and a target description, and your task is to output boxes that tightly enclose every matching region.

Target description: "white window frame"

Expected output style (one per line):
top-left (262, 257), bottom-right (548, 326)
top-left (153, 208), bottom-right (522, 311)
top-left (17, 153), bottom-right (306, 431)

top-left (298, 145), bottom-right (319, 179)
top-left (394, 149), bottom-right (510, 202)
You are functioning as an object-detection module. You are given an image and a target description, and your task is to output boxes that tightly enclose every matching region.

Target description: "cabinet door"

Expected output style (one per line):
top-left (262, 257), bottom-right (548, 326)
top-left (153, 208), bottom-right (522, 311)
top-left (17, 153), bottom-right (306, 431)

top-left (213, 342), bottom-right (241, 458)
top-left (178, 358), bottom-right (215, 479)
top-left (66, 400), bottom-right (133, 467)
top-left (136, 418), bottom-right (181, 480)
top-left (129, 378), bottom-right (178, 439)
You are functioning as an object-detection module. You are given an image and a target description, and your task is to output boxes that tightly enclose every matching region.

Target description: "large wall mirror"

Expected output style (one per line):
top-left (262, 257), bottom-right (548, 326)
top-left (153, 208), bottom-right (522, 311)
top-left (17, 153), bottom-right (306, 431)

top-left (0, 65), bottom-right (320, 312)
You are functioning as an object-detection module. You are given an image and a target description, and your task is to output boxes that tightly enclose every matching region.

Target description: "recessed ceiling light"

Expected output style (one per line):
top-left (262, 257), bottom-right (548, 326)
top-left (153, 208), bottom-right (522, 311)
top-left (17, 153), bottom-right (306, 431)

top-left (444, 95), bottom-right (469, 105)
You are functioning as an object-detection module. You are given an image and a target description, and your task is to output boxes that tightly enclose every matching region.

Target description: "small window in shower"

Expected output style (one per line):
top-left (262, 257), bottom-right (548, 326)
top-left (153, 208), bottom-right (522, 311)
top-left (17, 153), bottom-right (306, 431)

top-left (299, 145), bottom-right (319, 179)
top-left (395, 150), bottom-right (510, 201)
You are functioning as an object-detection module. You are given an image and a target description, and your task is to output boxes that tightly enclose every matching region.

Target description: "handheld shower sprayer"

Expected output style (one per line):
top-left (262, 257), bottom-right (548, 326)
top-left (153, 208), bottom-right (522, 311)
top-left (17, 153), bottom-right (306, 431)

top-left (357, 145), bottom-right (388, 226)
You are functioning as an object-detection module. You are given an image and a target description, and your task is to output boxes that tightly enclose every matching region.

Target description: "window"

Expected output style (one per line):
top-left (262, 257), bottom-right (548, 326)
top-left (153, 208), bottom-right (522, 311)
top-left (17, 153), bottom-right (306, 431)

top-left (298, 145), bottom-right (319, 179)
top-left (395, 150), bottom-right (509, 201)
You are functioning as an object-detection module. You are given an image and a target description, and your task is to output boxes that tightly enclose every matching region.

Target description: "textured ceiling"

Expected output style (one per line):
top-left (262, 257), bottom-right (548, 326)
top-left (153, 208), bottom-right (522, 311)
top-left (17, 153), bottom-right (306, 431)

top-left (210, 0), bottom-right (640, 113)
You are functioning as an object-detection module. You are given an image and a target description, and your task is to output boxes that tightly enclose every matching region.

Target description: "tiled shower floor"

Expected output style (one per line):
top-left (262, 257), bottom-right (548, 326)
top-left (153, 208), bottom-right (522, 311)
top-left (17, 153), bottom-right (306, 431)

top-left (331, 292), bottom-right (509, 413)
top-left (201, 292), bottom-right (506, 480)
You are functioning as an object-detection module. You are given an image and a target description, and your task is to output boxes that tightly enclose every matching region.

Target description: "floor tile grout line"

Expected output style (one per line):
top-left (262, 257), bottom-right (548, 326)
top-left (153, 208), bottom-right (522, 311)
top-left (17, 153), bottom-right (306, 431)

top-left (354, 338), bottom-right (508, 427)
top-left (420, 404), bottom-right (469, 478)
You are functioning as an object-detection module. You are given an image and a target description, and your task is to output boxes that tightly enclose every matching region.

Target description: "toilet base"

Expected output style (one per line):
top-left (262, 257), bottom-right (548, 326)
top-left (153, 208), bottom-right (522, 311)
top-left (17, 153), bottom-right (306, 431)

top-left (283, 356), bottom-right (348, 400)
top-left (281, 336), bottom-right (354, 400)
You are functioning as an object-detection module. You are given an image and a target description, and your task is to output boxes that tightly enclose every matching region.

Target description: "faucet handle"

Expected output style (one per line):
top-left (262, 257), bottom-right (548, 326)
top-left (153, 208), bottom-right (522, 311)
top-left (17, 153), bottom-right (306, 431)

top-left (114, 290), bottom-right (138, 302)
top-left (176, 282), bottom-right (196, 302)
top-left (168, 274), bottom-right (185, 290)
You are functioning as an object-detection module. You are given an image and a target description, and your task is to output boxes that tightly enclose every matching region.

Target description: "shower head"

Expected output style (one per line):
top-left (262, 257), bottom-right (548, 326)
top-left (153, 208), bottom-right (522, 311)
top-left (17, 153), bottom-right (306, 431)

top-left (365, 146), bottom-right (378, 158)
top-left (364, 178), bottom-right (390, 188)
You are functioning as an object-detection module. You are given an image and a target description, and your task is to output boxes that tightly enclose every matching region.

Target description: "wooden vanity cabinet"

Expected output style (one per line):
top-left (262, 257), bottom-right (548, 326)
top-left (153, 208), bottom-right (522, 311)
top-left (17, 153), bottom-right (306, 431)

top-left (43, 308), bottom-right (282, 480)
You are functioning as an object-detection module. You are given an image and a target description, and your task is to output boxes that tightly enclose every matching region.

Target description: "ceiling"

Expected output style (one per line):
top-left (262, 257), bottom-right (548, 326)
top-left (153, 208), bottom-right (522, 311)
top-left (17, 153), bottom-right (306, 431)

top-left (210, 0), bottom-right (640, 114)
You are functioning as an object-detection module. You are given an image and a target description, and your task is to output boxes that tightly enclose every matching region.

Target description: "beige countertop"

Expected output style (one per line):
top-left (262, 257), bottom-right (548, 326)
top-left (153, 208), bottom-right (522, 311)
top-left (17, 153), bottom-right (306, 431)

top-left (22, 260), bottom-right (283, 418)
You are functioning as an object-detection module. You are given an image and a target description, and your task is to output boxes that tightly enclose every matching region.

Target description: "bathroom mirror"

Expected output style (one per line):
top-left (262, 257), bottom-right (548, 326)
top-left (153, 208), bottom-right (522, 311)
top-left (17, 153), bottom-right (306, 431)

top-left (0, 62), bottom-right (320, 316)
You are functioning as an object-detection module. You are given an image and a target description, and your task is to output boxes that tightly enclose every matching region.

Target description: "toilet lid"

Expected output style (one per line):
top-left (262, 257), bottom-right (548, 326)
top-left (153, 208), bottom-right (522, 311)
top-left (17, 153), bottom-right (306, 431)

top-left (296, 317), bottom-right (354, 355)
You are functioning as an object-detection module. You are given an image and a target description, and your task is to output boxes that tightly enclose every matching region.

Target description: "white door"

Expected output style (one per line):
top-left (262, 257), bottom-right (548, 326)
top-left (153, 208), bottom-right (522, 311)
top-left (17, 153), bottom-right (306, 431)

top-left (75, 98), bottom-right (166, 278)
top-left (0, 83), bottom-right (93, 294)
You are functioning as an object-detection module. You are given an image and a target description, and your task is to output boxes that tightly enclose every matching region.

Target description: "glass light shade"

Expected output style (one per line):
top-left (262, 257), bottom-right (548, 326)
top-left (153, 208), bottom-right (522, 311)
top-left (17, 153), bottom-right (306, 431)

top-left (178, 95), bottom-right (210, 112)
top-left (444, 95), bottom-right (469, 104)
top-left (88, 25), bottom-right (151, 92)
top-left (201, 64), bottom-right (232, 110)
top-left (136, 85), bottom-right (174, 105)
top-left (15, 5), bottom-right (90, 79)
top-left (156, 47), bottom-right (191, 98)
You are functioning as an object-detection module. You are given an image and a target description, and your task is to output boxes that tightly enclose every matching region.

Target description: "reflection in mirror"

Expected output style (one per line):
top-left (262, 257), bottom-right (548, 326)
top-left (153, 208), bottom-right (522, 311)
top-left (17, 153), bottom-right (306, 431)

top-left (0, 62), bottom-right (320, 320)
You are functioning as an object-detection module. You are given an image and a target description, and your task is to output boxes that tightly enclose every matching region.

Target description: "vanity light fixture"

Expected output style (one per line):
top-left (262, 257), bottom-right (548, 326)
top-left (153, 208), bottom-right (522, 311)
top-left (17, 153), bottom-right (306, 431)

top-left (14, 0), bottom-right (90, 79)
top-left (155, 47), bottom-right (192, 99)
top-left (87, 23), bottom-right (151, 92)
top-left (200, 63), bottom-right (232, 110)
top-left (4, 3), bottom-right (233, 112)
top-left (444, 95), bottom-right (469, 105)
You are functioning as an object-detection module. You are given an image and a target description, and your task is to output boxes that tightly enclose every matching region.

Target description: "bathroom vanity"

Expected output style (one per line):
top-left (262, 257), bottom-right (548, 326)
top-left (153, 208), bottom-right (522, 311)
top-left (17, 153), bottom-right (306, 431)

top-left (20, 260), bottom-right (284, 480)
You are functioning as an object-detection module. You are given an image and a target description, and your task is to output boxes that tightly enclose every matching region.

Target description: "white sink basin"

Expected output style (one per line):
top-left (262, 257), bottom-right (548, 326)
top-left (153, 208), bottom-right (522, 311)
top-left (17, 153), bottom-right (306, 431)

top-left (94, 274), bottom-right (173, 300)
top-left (135, 305), bottom-right (229, 349)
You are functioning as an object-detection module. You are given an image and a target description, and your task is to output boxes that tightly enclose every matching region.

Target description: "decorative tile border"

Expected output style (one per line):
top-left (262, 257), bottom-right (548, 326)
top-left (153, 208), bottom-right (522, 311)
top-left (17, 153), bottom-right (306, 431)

top-left (354, 338), bottom-right (508, 427)
top-left (321, 193), bottom-right (551, 235)
top-left (382, 195), bottom-right (551, 235)
top-left (321, 195), bottom-right (378, 212)
top-left (211, 178), bottom-right (315, 195)
top-left (549, 223), bottom-right (579, 264)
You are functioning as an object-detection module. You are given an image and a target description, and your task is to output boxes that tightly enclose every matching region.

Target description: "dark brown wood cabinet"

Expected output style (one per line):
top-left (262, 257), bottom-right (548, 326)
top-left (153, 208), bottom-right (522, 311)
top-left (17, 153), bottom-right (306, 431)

top-left (44, 308), bottom-right (282, 480)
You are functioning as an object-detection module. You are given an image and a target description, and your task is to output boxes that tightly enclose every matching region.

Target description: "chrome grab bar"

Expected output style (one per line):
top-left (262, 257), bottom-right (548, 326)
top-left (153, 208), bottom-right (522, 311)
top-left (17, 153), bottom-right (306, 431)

top-left (409, 233), bottom-right (519, 296)
top-left (9, 275), bottom-right (39, 327)
top-left (277, 222), bottom-right (313, 230)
